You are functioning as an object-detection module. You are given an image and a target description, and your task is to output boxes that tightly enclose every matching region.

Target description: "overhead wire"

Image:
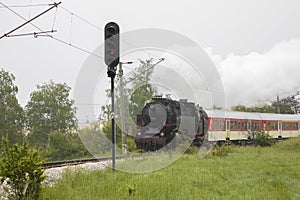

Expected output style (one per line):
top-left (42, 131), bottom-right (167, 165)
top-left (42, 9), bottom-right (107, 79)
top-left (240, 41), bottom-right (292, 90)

top-left (0, 3), bottom-right (51, 8)
top-left (0, 1), bottom-right (103, 59)
top-left (51, 5), bottom-right (58, 30)
top-left (49, 0), bottom-right (162, 60)
top-left (3, 1), bottom-right (162, 68)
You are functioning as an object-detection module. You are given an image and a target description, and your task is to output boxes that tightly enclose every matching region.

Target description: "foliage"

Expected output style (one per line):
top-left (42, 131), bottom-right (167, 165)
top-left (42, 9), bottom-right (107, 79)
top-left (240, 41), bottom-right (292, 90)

top-left (184, 146), bottom-right (199, 154)
top-left (232, 104), bottom-right (276, 113)
top-left (44, 131), bottom-right (90, 161)
top-left (78, 123), bottom-right (112, 156)
top-left (231, 93), bottom-right (300, 114)
top-left (0, 136), bottom-right (45, 200)
top-left (271, 95), bottom-right (299, 114)
top-left (0, 68), bottom-right (24, 146)
top-left (25, 80), bottom-right (77, 147)
top-left (253, 131), bottom-right (274, 147)
top-left (128, 59), bottom-right (156, 118)
top-left (102, 120), bottom-right (122, 146)
top-left (211, 143), bottom-right (233, 157)
top-left (212, 105), bottom-right (223, 110)
top-left (41, 137), bottom-right (300, 199)
top-left (101, 59), bottom-right (157, 152)
top-left (124, 136), bottom-right (138, 152)
top-left (101, 121), bottom-right (138, 153)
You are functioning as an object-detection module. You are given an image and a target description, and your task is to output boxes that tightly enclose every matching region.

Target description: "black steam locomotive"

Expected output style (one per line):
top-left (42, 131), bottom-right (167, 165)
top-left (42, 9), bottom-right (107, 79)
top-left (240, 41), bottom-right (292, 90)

top-left (134, 97), bottom-right (208, 151)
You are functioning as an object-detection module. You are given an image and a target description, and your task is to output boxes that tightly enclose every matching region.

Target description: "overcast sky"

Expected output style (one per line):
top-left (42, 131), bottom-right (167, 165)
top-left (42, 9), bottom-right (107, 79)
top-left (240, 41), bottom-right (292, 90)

top-left (1, 0), bottom-right (300, 122)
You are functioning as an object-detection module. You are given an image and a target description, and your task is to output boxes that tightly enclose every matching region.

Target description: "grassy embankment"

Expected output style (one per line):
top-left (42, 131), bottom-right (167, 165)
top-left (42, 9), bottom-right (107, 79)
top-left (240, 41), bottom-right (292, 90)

top-left (41, 138), bottom-right (300, 200)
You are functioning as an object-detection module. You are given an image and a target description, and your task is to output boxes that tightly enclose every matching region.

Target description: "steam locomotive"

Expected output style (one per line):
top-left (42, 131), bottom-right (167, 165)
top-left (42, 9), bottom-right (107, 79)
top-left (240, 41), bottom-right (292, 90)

top-left (134, 97), bottom-right (300, 151)
top-left (134, 97), bottom-right (208, 151)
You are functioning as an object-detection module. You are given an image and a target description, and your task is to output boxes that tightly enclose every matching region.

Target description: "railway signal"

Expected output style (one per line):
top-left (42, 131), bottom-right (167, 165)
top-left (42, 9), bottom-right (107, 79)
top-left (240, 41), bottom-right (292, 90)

top-left (104, 22), bottom-right (120, 171)
top-left (105, 22), bottom-right (120, 77)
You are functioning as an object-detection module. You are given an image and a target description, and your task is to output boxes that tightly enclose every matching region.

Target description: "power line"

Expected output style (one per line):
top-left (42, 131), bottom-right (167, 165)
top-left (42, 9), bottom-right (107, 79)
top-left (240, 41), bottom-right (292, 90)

top-left (0, 1), bottom-right (103, 59)
top-left (0, 1), bottom-right (61, 39)
top-left (5, 30), bottom-right (57, 38)
top-left (49, 0), bottom-right (161, 60)
top-left (50, 0), bottom-right (103, 31)
top-left (2, 1), bottom-right (163, 65)
top-left (0, 3), bottom-right (52, 8)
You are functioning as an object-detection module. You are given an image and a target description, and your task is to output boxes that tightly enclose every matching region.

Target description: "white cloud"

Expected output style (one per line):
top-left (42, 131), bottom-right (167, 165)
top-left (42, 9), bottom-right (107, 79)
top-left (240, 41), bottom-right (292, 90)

top-left (206, 39), bottom-right (300, 108)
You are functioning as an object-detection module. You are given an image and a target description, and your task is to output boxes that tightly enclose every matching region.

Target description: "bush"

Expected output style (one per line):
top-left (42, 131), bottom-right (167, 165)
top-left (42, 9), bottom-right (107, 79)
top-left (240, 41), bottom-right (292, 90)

top-left (253, 131), bottom-right (274, 147)
top-left (45, 131), bottom-right (90, 161)
top-left (212, 144), bottom-right (233, 157)
top-left (184, 146), bottom-right (199, 155)
top-left (0, 136), bottom-right (45, 200)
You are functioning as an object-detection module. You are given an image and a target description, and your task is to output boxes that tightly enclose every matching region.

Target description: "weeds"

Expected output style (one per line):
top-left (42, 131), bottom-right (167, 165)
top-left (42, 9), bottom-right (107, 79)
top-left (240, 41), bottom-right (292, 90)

top-left (41, 137), bottom-right (300, 200)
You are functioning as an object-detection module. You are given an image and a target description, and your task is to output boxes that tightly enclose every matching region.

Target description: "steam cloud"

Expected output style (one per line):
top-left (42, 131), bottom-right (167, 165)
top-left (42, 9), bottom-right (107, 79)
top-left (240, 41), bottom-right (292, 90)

top-left (206, 39), bottom-right (300, 109)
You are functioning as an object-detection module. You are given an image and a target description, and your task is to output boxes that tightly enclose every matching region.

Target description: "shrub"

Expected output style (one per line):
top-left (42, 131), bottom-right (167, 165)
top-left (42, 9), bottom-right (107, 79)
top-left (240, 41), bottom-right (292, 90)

top-left (0, 136), bottom-right (45, 200)
top-left (253, 131), bottom-right (274, 147)
top-left (212, 144), bottom-right (233, 157)
top-left (44, 131), bottom-right (90, 161)
top-left (184, 146), bottom-right (199, 155)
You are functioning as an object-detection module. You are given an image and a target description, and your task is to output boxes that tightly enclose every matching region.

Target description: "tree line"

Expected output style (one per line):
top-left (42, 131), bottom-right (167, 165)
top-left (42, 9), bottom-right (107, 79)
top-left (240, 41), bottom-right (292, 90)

top-left (0, 68), bottom-right (89, 161)
top-left (0, 59), bottom-right (157, 161)
top-left (231, 94), bottom-right (300, 114)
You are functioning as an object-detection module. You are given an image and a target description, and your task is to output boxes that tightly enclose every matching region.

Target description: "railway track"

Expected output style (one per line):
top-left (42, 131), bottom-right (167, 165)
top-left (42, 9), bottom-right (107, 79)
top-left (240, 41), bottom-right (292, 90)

top-left (42, 157), bottom-right (114, 169)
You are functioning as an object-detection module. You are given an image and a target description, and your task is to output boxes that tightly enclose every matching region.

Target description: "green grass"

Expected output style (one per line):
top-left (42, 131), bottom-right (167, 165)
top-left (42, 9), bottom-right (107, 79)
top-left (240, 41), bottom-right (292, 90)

top-left (41, 137), bottom-right (300, 200)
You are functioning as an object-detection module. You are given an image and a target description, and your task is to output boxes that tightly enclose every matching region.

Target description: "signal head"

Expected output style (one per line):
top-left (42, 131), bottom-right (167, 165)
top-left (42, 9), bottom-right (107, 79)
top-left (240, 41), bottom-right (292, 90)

top-left (105, 22), bottom-right (120, 72)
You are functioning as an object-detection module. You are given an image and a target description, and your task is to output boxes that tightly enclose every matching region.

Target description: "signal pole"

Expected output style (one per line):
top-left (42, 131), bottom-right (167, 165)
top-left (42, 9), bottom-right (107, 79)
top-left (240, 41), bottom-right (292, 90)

top-left (104, 22), bottom-right (120, 171)
top-left (111, 75), bottom-right (116, 170)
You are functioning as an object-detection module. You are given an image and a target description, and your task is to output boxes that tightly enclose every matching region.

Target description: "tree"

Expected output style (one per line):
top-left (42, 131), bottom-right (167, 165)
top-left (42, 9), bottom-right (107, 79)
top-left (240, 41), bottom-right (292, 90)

top-left (45, 131), bottom-right (90, 161)
top-left (232, 104), bottom-right (276, 113)
top-left (79, 123), bottom-right (112, 155)
top-left (100, 59), bottom-right (156, 151)
top-left (272, 95), bottom-right (299, 114)
top-left (231, 93), bottom-right (300, 114)
top-left (0, 136), bottom-right (45, 200)
top-left (0, 68), bottom-right (24, 146)
top-left (25, 81), bottom-right (77, 147)
top-left (127, 59), bottom-right (156, 118)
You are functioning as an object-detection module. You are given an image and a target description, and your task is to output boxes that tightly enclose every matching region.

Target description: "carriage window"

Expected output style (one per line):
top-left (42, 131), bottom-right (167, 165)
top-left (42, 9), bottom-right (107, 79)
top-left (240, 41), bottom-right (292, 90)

top-left (212, 120), bottom-right (225, 131)
top-left (252, 122), bottom-right (256, 130)
top-left (291, 123), bottom-right (295, 130)
top-left (267, 122), bottom-right (271, 131)
top-left (241, 122), bottom-right (245, 131)
top-left (283, 122), bottom-right (289, 130)
top-left (252, 121), bottom-right (260, 131)
top-left (237, 121), bottom-right (241, 130)
top-left (272, 122), bottom-right (278, 130)
top-left (230, 121), bottom-right (234, 130)
top-left (292, 122), bottom-right (298, 130)
top-left (219, 120), bottom-right (225, 131)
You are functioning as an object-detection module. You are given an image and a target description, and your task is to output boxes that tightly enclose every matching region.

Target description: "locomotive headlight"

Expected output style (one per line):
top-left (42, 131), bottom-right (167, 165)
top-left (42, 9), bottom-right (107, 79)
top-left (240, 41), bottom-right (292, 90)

top-left (160, 132), bottom-right (164, 137)
top-left (137, 132), bottom-right (141, 136)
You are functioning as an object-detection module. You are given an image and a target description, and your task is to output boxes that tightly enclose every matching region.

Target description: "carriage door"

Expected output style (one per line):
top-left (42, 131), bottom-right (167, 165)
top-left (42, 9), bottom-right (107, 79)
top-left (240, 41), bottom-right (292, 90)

top-left (247, 121), bottom-right (252, 139)
top-left (278, 122), bottom-right (282, 138)
top-left (226, 120), bottom-right (230, 139)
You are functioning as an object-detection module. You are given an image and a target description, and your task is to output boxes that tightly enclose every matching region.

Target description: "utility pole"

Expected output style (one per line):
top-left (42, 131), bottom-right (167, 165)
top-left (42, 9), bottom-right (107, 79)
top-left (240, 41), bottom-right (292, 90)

top-left (276, 95), bottom-right (280, 114)
top-left (119, 61), bottom-right (133, 154)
